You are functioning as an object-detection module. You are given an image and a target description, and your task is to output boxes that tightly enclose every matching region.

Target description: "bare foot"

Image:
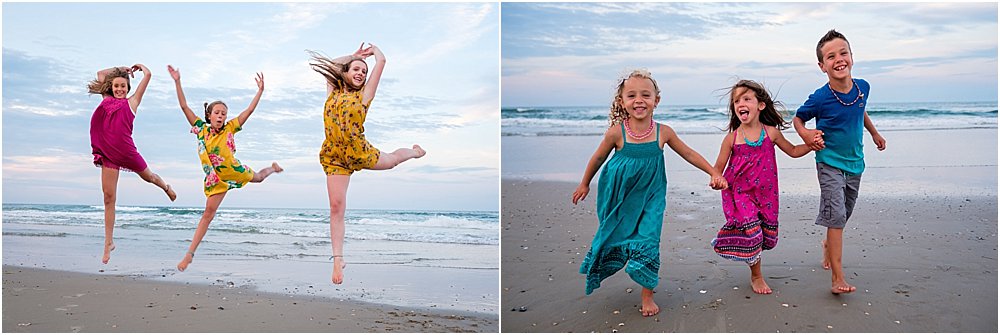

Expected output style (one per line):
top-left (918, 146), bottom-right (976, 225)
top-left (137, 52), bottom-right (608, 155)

top-left (751, 275), bottom-right (772, 294)
top-left (177, 252), bottom-right (193, 272)
top-left (413, 145), bottom-right (426, 158)
top-left (272, 162), bottom-right (284, 173)
top-left (831, 280), bottom-right (856, 294)
top-left (821, 240), bottom-right (831, 270)
top-left (331, 256), bottom-right (346, 284)
top-left (102, 242), bottom-right (116, 264)
top-left (640, 288), bottom-right (659, 317)
top-left (166, 185), bottom-right (177, 202)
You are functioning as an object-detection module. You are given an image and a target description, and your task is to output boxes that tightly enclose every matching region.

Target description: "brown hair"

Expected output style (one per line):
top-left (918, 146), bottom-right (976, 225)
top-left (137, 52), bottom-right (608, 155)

top-left (724, 79), bottom-right (788, 132)
top-left (87, 67), bottom-right (131, 96)
top-left (816, 29), bottom-right (850, 63)
top-left (203, 101), bottom-right (228, 124)
top-left (307, 50), bottom-right (366, 92)
top-left (609, 69), bottom-right (661, 126)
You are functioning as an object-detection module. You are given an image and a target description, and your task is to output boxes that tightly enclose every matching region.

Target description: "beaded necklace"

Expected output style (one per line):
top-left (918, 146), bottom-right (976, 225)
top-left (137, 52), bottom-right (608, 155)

top-left (742, 127), bottom-right (765, 147)
top-left (828, 79), bottom-right (864, 106)
top-left (624, 117), bottom-right (655, 140)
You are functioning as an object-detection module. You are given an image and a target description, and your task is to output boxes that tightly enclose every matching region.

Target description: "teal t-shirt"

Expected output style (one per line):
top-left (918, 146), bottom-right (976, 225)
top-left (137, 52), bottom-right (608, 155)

top-left (795, 78), bottom-right (869, 175)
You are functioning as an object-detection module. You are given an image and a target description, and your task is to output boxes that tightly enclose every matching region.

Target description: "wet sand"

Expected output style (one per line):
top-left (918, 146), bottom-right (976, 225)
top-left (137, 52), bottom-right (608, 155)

top-left (2, 265), bottom-right (496, 333)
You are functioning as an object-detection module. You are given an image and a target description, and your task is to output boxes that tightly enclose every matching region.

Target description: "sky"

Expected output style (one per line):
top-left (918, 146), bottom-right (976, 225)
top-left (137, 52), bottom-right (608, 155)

top-left (502, 2), bottom-right (998, 107)
top-left (2, 2), bottom-right (499, 211)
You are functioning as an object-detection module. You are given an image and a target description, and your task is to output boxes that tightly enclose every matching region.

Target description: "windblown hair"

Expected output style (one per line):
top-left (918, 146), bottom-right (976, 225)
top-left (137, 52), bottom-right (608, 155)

top-left (724, 79), bottom-right (789, 132)
top-left (307, 50), bottom-right (366, 92)
top-left (609, 68), bottom-right (661, 126)
top-left (87, 67), bottom-right (131, 96)
top-left (816, 29), bottom-right (850, 62)
top-left (203, 101), bottom-right (228, 124)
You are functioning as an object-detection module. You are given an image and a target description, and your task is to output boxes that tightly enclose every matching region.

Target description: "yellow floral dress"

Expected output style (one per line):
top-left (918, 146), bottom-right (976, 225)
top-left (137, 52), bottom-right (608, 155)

top-left (191, 118), bottom-right (255, 196)
top-left (319, 87), bottom-right (381, 175)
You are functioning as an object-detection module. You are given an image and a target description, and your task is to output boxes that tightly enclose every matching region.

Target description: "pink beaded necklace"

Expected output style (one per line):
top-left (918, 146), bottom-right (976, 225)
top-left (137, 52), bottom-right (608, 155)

top-left (828, 79), bottom-right (864, 106)
top-left (624, 117), bottom-right (655, 140)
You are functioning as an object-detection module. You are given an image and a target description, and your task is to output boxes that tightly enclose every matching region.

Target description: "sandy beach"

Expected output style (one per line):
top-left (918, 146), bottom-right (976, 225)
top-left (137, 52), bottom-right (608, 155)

top-left (500, 128), bottom-right (998, 332)
top-left (2, 265), bottom-right (496, 333)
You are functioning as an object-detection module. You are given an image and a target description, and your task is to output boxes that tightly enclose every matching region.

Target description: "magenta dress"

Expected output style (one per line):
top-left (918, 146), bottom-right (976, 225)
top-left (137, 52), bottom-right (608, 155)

top-left (90, 96), bottom-right (148, 172)
top-left (711, 129), bottom-right (779, 265)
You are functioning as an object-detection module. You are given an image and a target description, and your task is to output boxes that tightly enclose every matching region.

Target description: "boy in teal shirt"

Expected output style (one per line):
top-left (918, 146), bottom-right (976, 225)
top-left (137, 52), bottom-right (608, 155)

top-left (794, 29), bottom-right (886, 294)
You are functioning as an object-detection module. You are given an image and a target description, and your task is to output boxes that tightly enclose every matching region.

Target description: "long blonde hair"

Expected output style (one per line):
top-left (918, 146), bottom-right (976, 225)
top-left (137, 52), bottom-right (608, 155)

top-left (87, 68), bottom-right (130, 95)
top-left (609, 69), bottom-right (661, 126)
top-left (307, 50), bottom-right (366, 92)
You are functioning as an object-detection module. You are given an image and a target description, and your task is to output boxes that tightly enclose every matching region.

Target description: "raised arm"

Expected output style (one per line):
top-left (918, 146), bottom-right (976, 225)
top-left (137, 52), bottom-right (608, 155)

top-left (323, 43), bottom-right (373, 96)
top-left (127, 64), bottom-right (151, 112)
top-left (236, 72), bottom-right (264, 127)
top-left (167, 65), bottom-right (199, 126)
top-left (863, 111), bottom-right (886, 151)
top-left (664, 125), bottom-right (727, 190)
top-left (572, 126), bottom-right (619, 205)
top-left (768, 126), bottom-right (812, 158)
top-left (361, 44), bottom-right (385, 106)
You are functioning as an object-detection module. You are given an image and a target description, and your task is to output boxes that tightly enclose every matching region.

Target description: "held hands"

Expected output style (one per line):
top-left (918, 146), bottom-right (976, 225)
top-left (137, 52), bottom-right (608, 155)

top-left (571, 184), bottom-right (590, 205)
top-left (803, 129), bottom-right (826, 151)
top-left (167, 65), bottom-right (181, 81)
top-left (709, 174), bottom-right (728, 190)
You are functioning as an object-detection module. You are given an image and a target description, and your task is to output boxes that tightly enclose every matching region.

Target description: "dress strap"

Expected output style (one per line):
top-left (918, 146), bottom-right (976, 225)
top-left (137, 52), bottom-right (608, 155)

top-left (621, 122), bottom-right (628, 144)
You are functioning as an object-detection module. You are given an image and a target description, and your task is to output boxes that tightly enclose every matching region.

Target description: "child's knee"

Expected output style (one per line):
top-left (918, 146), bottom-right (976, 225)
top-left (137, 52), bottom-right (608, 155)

top-left (329, 198), bottom-right (347, 214)
top-left (103, 192), bottom-right (116, 205)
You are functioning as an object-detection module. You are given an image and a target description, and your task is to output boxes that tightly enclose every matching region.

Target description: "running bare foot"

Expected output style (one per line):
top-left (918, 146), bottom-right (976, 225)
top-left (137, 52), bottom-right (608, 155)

top-left (166, 184), bottom-right (177, 202)
top-left (751, 275), bottom-right (772, 294)
top-left (331, 256), bottom-right (346, 284)
top-left (413, 145), bottom-right (426, 158)
top-left (102, 242), bottom-right (116, 264)
top-left (640, 288), bottom-right (659, 317)
top-left (821, 240), bottom-right (831, 270)
top-left (831, 280), bottom-right (856, 294)
top-left (177, 252), bottom-right (194, 272)
top-left (272, 162), bottom-right (284, 173)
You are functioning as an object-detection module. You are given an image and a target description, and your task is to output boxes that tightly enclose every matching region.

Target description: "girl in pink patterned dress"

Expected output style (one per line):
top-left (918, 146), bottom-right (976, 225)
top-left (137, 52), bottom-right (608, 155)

top-left (711, 80), bottom-right (813, 294)
top-left (88, 64), bottom-right (177, 264)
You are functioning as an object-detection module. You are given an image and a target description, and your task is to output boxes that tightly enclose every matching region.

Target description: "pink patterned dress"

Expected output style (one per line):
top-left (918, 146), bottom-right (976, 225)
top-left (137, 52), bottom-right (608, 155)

top-left (90, 96), bottom-right (148, 172)
top-left (711, 128), bottom-right (779, 265)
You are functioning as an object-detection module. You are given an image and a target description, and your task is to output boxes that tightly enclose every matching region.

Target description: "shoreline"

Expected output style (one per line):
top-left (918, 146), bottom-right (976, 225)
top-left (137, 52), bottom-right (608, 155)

top-left (2, 265), bottom-right (497, 332)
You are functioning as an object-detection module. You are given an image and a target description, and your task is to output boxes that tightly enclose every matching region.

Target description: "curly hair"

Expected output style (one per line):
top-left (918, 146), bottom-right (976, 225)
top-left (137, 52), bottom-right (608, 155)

top-left (87, 67), bottom-right (131, 96)
top-left (609, 68), bottom-right (660, 126)
top-left (307, 50), bottom-right (366, 92)
top-left (724, 79), bottom-right (789, 132)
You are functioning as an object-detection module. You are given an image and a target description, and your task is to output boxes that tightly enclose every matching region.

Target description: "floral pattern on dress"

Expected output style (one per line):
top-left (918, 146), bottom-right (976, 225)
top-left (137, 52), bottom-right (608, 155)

top-left (191, 118), bottom-right (254, 196)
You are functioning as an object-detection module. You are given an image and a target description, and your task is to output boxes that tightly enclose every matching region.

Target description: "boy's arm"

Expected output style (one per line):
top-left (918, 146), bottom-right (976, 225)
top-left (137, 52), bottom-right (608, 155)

top-left (572, 127), bottom-right (618, 204)
top-left (664, 125), bottom-right (727, 190)
top-left (863, 111), bottom-right (886, 151)
top-left (793, 116), bottom-right (825, 151)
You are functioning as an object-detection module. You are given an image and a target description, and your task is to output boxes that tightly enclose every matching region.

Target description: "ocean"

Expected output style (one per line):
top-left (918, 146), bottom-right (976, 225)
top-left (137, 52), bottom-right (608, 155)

top-left (2, 204), bottom-right (499, 313)
top-left (502, 101), bottom-right (998, 136)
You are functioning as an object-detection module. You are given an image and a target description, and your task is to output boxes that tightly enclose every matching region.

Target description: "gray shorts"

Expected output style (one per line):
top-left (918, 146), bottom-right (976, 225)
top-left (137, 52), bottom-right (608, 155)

top-left (815, 162), bottom-right (862, 228)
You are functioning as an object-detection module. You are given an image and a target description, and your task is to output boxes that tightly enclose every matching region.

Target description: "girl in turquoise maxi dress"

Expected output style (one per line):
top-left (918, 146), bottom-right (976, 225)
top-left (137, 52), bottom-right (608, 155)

top-left (572, 69), bottom-right (728, 317)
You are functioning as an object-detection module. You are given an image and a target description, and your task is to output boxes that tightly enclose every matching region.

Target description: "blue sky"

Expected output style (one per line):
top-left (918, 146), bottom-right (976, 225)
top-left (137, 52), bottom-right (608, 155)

top-left (502, 2), bottom-right (998, 107)
top-left (2, 2), bottom-right (499, 211)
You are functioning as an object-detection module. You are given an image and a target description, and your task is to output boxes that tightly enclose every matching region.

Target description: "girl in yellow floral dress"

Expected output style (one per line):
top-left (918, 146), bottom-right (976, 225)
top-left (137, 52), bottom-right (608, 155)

top-left (309, 43), bottom-right (426, 284)
top-left (167, 65), bottom-right (284, 272)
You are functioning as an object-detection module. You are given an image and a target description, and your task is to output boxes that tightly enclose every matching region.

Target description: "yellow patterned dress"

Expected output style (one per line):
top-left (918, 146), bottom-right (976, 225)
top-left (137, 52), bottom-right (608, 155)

top-left (191, 118), bottom-right (255, 196)
top-left (319, 87), bottom-right (381, 175)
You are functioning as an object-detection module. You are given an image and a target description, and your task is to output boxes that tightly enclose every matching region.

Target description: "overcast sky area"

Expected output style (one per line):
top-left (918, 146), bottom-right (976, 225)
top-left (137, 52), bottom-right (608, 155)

top-left (3, 2), bottom-right (499, 211)
top-left (502, 2), bottom-right (998, 107)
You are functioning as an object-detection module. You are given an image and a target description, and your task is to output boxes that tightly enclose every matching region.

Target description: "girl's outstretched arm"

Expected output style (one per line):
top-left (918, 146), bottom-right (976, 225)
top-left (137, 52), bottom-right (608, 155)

top-left (863, 111), bottom-right (886, 151)
top-left (572, 126), bottom-right (619, 205)
top-left (167, 65), bottom-right (199, 126)
top-left (768, 126), bottom-right (811, 158)
top-left (236, 72), bottom-right (265, 127)
top-left (128, 64), bottom-right (151, 112)
top-left (664, 125), bottom-right (727, 190)
top-left (361, 44), bottom-right (385, 106)
top-left (713, 131), bottom-right (734, 174)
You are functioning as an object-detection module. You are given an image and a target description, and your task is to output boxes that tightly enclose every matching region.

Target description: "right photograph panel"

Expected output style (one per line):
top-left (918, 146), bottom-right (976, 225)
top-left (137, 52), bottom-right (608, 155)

top-left (501, 2), bottom-right (998, 333)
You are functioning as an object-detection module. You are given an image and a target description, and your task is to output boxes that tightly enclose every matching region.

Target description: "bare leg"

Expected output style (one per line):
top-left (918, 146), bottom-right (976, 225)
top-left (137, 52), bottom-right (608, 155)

top-left (370, 145), bottom-right (426, 170)
top-left (136, 168), bottom-right (176, 201)
top-left (177, 193), bottom-right (227, 272)
top-left (750, 259), bottom-right (772, 294)
top-left (326, 175), bottom-right (350, 284)
top-left (250, 162), bottom-right (283, 183)
top-left (101, 167), bottom-right (120, 264)
top-left (640, 288), bottom-right (659, 317)
top-left (827, 228), bottom-right (856, 294)
top-left (821, 240), bottom-right (831, 270)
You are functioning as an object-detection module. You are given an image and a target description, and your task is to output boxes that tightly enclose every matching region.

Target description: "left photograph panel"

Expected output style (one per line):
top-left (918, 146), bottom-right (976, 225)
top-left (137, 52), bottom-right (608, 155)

top-left (2, 2), bottom-right (499, 332)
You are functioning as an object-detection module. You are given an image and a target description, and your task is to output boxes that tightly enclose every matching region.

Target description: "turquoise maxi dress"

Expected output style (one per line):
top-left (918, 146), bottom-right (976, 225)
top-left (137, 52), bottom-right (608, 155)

top-left (579, 123), bottom-right (666, 295)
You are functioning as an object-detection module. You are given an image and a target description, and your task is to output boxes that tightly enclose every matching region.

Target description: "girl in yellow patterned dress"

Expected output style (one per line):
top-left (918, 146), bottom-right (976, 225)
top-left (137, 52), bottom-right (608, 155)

top-left (309, 43), bottom-right (426, 284)
top-left (167, 65), bottom-right (284, 272)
